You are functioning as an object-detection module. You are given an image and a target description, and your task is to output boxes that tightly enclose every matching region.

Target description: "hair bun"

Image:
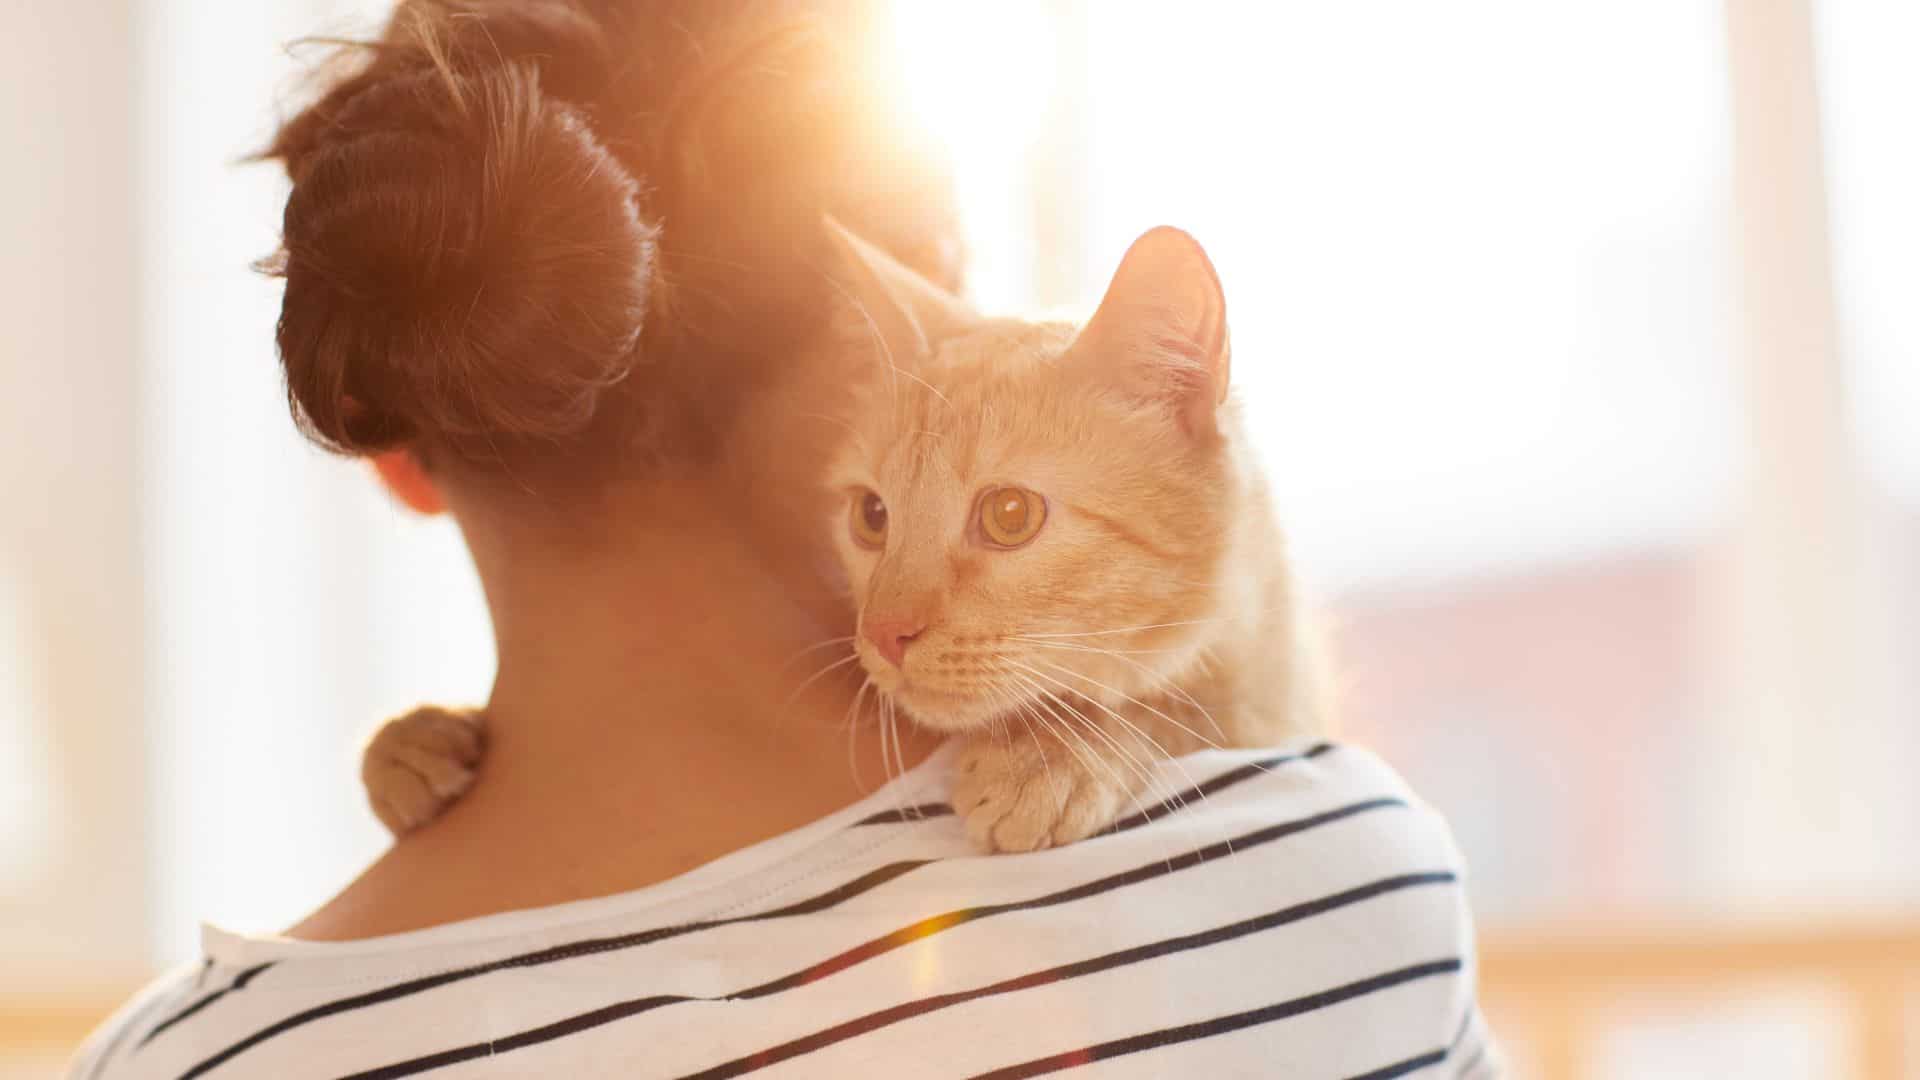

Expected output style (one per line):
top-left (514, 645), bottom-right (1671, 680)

top-left (274, 62), bottom-right (655, 458)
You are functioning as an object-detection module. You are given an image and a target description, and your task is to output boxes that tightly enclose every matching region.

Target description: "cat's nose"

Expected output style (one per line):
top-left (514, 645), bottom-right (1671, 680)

top-left (862, 615), bottom-right (927, 668)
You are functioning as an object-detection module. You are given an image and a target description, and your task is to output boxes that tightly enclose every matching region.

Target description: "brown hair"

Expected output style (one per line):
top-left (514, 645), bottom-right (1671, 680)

top-left (264, 0), bottom-right (959, 469)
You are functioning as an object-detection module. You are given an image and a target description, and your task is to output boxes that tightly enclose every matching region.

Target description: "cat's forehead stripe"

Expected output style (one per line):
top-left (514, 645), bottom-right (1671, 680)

top-left (868, 321), bottom-right (1079, 486)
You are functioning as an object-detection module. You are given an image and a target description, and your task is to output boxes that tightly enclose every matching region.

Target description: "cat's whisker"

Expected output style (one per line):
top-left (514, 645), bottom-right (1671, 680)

top-left (889, 365), bottom-right (952, 408)
top-left (873, 693), bottom-right (888, 782)
top-left (1015, 639), bottom-right (1229, 744)
top-left (852, 677), bottom-right (875, 729)
top-left (1024, 692), bottom-right (1159, 834)
top-left (844, 676), bottom-right (874, 790)
top-left (1016, 705), bottom-right (1066, 810)
top-left (1008, 673), bottom-right (1151, 806)
top-left (826, 278), bottom-right (899, 372)
top-left (1008, 660), bottom-right (1204, 817)
top-left (1058, 680), bottom-right (1248, 860)
top-left (1007, 638), bottom-right (1189, 657)
top-left (779, 651), bottom-right (862, 715)
top-left (990, 687), bottom-right (1063, 818)
top-left (987, 699), bottom-right (1015, 753)
top-left (1012, 637), bottom-right (1227, 737)
top-left (891, 699), bottom-right (907, 788)
top-left (780, 635), bottom-right (858, 670)
top-left (880, 696), bottom-right (899, 789)
top-left (824, 277), bottom-right (922, 441)
top-left (1016, 638), bottom-right (1196, 692)
top-left (1032, 658), bottom-right (1224, 752)
top-left (1007, 668), bottom-right (1167, 813)
top-left (792, 411), bottom-right (869, 456)
top-left (1075, 705), bottom-right (1201, 821)
top-left (1009, 679), bottom-right (1181, 869)
top-left (1002, 679), bottom-right (1110, 786)
top-left (1192, 646), bottom-right (1219, 679)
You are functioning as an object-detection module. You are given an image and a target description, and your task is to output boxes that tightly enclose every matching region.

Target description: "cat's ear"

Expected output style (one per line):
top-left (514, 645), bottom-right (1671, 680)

top-left (821, 216), bottom-right (977, 366)
top-left (1070, 227), bottom-right (1231, 436)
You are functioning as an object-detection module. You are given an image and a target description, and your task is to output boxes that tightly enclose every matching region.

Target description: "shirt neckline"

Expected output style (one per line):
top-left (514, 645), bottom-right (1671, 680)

top-left (202, 739), bottom-right (958, 967)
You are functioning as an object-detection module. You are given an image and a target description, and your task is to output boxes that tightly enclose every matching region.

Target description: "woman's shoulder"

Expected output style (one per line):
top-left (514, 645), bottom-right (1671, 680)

top-left (911, 739), bottom-right (1477, 966)
top-left (875, 739), bottom-right (1493, 1075)
top-left (1157, 738), bottom-right (1470, 871)
top-left (74, 741), bottom-right (1494, 1079)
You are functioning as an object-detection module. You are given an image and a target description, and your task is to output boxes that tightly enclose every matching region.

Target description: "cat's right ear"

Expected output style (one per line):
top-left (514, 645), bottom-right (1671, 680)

top-left (821, 215), bottom-right (976, 367)
top-left (1070, 226), bottom-right (1231, 438)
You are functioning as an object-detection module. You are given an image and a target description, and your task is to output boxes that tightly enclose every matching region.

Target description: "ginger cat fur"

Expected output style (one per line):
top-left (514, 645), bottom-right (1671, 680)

top-left (362, 223), bottom-right (1325, 852)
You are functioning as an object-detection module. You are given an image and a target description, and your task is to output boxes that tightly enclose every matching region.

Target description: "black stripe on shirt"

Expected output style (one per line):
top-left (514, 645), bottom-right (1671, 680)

top-left (1101, 742), bottom-right (1335, 833)
top-left (1446, 1001), bottom-right (1491, 1077)
top-left (137, 962), bottom-right (275, 1049)
top-left (1447, 1004), bottom-right (1474, 1052)
top-left (327, 796), bottom-right (1410, 1080)
top-left (853, 743), bottom-right (1335, 829)
top-left (1344, 1047), bottom-right (1451, 1080)
top-left (83, 978), bottom-right (200, 1080)
top-left (173, 750), bottom-right (1330, 1075)
top-left (1454, 1037), bottom-right (1492, 1079)
top-left (169, 860), bottom-right (929, 1080)
top-left (966, 958), bottom-right (1465, 1080)
top-left (679, 870), bottom-right (1458, 1079)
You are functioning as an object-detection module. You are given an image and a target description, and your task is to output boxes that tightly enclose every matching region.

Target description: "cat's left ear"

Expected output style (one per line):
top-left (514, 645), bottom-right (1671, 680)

top-left (821, 216), bottom-right (978, 367)
top-left (1070, 227), bottom-right (1231, 436)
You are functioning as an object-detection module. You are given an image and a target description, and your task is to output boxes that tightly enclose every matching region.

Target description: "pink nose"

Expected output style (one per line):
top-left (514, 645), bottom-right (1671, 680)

top-left (862, 615), bottom-right (927, 668)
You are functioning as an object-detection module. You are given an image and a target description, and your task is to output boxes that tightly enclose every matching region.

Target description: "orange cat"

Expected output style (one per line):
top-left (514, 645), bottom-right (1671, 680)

top-left (363, 224), bottom-right (1325, 850)
top-left (816, 223), bottom-right (1325, 850)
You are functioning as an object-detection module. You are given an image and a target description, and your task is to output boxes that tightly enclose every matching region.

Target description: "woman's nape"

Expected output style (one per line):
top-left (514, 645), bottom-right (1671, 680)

top-left (294, 453), bottom-right (944, 943)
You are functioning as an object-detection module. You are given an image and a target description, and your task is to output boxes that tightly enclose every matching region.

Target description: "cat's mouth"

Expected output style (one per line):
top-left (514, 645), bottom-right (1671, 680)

top-left (852, 641), bottom-right (1002, 731)
top-left (856, 640), bottom-right (1102, 735)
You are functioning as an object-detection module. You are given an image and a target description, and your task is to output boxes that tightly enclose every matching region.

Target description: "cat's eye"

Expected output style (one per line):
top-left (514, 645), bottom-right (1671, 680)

top-left (978, 486), bottom-right (1046, 548)
top-left (850, 489), bottom-right (889, 548)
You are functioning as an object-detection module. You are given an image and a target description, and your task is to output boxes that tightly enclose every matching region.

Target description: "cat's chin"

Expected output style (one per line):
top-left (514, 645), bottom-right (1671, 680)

top-left (882, 688), bottom-right (1005, 736)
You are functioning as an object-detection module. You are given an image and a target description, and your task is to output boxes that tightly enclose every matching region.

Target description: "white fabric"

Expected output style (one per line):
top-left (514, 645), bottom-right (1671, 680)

top-left (73, 740), bottom-right (1497, 1079)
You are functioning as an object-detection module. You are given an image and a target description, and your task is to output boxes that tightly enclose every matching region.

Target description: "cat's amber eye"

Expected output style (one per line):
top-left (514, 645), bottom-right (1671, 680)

top-left (978, 486), bottom-right (1046, 548)
top-left (850, 489), bottom-right (889, 548)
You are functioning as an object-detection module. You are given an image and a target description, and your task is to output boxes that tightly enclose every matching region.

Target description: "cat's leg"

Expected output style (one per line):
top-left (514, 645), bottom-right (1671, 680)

top-left (950, 705), bottom-right (1170, 853)
top-left (361, 705), bottom-right (486, 836)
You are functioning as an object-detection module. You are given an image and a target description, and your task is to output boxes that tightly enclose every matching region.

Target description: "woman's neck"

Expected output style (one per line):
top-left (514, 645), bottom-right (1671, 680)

top-left (292, 496), bottom-right (939, 942)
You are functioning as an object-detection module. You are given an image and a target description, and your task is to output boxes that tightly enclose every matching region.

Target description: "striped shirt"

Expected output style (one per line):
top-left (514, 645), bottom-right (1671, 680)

top-left (73, 740), bottom-right (1499, 1079)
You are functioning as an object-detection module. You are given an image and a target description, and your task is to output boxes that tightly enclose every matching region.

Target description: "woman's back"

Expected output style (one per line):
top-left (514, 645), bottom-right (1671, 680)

top-left (76, 742), bottom-right (1492, 1079)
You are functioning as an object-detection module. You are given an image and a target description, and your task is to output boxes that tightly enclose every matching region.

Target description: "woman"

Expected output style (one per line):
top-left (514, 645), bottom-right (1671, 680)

top-left (76, 2), bottom-right (1495, 1076)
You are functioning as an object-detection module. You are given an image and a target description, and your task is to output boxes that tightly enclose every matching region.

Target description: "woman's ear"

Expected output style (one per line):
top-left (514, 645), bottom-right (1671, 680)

top-left (372, 450), bottom-right (447, 515)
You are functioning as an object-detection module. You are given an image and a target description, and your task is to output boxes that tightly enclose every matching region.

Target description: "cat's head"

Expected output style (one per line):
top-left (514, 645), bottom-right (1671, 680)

top-left (824, 222), bottom-right (1240, 734)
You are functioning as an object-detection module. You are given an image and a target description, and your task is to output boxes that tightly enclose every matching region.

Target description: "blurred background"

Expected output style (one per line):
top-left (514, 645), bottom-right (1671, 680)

top-left (2, 0), bottom-right (1915, 1076)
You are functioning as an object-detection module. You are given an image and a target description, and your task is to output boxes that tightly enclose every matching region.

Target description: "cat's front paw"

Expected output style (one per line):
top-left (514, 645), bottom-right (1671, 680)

top-left (951, 733), bottom-right (1138, 853)
top-left (362, 706), bottom-right (486, 836)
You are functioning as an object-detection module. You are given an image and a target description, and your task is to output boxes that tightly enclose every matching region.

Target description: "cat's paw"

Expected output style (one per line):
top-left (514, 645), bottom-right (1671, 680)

top-left (361, 706), bottom-right (486, 836)
top-left (951, 733), bottom-right (1137, 853)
